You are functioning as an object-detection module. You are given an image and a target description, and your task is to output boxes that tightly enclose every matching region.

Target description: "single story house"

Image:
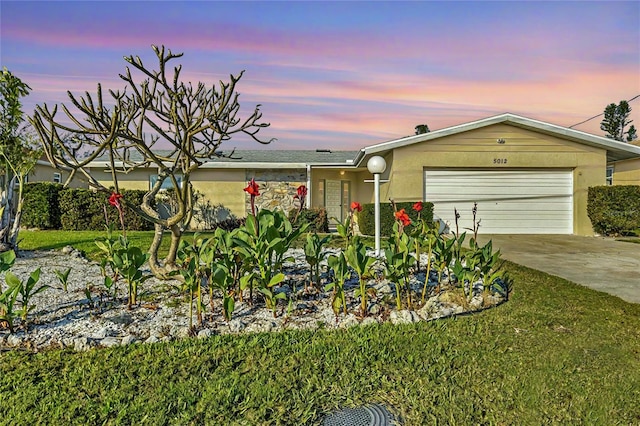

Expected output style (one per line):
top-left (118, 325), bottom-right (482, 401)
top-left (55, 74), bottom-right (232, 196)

top-left (32, 113), bottom-right (640, 235)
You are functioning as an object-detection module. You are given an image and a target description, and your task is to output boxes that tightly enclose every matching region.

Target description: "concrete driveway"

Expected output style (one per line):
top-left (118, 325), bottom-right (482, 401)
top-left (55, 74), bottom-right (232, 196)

top-left (475, 234), bottom-right (640, 304)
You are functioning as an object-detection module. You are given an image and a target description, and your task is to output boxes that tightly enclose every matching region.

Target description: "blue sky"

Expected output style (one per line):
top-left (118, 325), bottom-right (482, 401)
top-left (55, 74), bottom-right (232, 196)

top-left (2, 1), bottom-right (639, 150)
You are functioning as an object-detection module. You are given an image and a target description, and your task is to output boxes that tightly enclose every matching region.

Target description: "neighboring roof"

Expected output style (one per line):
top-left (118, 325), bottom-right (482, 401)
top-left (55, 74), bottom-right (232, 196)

top-left (354, 113), bottom-right (640, 165)
top-left (90, 149), bottom-right (358, 169)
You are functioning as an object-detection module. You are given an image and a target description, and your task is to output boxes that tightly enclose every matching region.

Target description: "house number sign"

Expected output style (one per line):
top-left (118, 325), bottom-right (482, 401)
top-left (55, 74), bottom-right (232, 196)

top-left (493, 158), bottom-right (508, 164)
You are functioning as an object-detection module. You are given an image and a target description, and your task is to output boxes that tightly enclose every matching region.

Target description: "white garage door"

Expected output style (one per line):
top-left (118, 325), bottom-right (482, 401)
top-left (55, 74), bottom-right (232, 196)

top-left (424, 169), bottom-right (573, 234)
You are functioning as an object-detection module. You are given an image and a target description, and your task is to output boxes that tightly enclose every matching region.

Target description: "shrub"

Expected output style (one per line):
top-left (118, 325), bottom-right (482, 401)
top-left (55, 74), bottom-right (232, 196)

top-left (587, 185), bottom-right (640, 236)
top-left (359, 201), bottom-right (434, 237)
top-left (22, 183), bottom-right (63, 229)
top-left (60, 189), bottom-right (154, 231)
top-left (211, 217), bottom-right (247, 231)
top-left (289, 208), bottom-right (329, 233)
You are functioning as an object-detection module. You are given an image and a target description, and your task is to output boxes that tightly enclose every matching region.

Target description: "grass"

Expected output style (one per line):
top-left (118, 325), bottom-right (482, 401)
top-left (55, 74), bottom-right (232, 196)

top-left (2, 232), bottom-right (640, 424)
top-left (18, 230), bottom-right (215, 262)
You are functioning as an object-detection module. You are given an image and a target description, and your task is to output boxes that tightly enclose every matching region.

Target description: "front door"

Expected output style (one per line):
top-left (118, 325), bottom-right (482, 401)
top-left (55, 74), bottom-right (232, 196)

top-left (325, 180), bottom-right (342, 224)
top-left (325, 179), bottom-right (351, 225)
top-left (340, 180), bottom-right (351, 224)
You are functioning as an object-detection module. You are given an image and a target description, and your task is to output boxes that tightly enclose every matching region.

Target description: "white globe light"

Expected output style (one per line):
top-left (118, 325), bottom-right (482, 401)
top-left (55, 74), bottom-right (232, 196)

top-left (367, 156), bottom-right (386, 174)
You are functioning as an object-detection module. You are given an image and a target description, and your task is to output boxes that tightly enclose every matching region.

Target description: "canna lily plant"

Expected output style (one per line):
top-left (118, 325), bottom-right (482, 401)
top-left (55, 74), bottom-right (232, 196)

top-left (385, 221), bottom-right (416, 310)
top-left (325, 252), bottom-right (351, 318)
top-left (336, 201), bottom-right (361, 250)
top-left (303, 232), bottom-right (332, 290)
top-left (344, 236), bottom-right (376, 317)
top-left (234, 208), bottom-right (307, 316)
top-left (96, 193), bottom-right (150, 308)
top-left (244, 178), bottom-right (260, 233)
top-left (291, 184), bottom-right (308, 225)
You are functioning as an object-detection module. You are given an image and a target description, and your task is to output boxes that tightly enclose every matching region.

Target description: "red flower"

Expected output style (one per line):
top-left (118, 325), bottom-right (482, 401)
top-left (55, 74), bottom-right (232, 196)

top-left (108, 192), bottom-right (123, 208)
top-left (295, 185), bottom-right (307, 199)
top-left (412, 202), bottom-right (423, 213)
top-left (243, 178), bottom-right (260, 196)
top-left (394, 208), bottom-right (411, 226)
top-left (350, 201), bottom-right (362, 212)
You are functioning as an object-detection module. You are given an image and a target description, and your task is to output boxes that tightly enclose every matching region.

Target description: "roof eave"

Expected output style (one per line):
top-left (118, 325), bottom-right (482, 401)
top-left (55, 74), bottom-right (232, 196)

top-left (359, 112), bottom-right (640, 163)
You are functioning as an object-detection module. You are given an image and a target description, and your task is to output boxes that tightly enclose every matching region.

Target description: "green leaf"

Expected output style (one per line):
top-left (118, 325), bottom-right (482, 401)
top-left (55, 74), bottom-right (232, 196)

top-left (29, 267), bottom-right (41, 285)
top-left (268, 273), bottom-right (285, 287)
top-left (94, 241), bottom-right (109, 252)
top-left (5, 272), bottom-right (21, 288)
top-left (223, 296), bottom-right (235, 321)
top-left (0, 250), bottom-right (16, 271)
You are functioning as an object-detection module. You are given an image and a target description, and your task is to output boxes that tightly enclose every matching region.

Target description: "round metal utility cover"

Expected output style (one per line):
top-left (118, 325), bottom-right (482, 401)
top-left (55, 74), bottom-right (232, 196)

top-left (322, 404), bottom-right (397, 426)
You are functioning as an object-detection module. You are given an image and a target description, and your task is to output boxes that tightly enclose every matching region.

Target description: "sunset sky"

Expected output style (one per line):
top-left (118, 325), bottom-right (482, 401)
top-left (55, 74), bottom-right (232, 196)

top-left (1, 1), bottom-right (639, 150)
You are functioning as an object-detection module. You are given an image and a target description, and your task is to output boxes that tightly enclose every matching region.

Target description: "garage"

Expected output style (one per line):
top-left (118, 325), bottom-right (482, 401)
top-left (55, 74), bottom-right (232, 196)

top-left (424, 169), bottom-right (573, 234)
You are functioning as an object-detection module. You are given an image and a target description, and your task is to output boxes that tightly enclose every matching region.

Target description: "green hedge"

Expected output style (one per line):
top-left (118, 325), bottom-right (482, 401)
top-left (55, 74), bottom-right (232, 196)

top-left (59, 189), bottom-right (154, 231)
top-left (587, 185), bottom-right (640, 236)
top-left (358, 202), bottom-right (434, 236)
top-left (289, 208), bottom-right (329, 233)
top-left (22, 183), bottom-right (64, 229)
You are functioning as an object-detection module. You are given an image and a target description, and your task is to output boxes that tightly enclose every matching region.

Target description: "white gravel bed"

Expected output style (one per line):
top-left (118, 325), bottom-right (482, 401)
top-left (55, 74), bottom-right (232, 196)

top-left (0, 248), bottom-right (505, 351)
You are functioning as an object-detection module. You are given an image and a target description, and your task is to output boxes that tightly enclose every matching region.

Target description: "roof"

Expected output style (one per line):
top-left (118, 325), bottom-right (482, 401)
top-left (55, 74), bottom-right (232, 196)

top-left (354, 113), bottom-right (640, 165)
top-left (86, 113), bottom-right (640, 170)
top-left (91, 149), bottom-right (358, 169)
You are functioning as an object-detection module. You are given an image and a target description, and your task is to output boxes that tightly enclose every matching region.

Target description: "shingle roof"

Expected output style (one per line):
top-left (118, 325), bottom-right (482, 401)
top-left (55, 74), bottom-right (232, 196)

top-left (92, 149), bottom-right (358, 166)
top-left (208, 150), bottom-right (358, 164)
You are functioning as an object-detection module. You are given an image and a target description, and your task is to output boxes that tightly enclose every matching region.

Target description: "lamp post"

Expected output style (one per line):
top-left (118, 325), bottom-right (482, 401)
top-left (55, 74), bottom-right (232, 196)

top-left (367, 155), bottom-right (386, 256)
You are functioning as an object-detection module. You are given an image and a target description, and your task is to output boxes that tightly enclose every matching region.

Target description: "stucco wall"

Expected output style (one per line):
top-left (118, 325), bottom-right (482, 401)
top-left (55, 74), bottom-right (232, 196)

top-left (91, 168), bottom-right (151, 191)
top-left (90, 167), bottom-right (249, 218)
top-left (381, 123), bottom-right (606, 235)
top-left (31, 163), bottom-right (87, 188)
top-left (611, 158), bottom-right (640, 185)
top-left (190, 168), bottom-right (247, 217)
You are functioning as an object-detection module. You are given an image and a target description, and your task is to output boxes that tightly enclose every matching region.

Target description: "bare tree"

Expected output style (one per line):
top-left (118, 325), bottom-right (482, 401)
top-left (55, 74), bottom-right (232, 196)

top-left (30, 45), bottom-right (274, 277)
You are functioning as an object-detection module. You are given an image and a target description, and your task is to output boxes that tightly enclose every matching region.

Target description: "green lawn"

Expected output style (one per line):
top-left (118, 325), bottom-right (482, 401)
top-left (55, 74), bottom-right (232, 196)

top-left (2, 232), bottom-right (639, 425)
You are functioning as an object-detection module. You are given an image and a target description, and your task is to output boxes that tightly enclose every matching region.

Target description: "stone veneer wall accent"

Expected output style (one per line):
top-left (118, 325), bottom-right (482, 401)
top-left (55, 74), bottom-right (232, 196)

top-left (245, 169), bottom-right (306, 215)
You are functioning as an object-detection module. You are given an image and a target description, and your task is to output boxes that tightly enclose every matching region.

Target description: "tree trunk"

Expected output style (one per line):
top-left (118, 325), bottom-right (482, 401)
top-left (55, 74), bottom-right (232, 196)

top-left (0, 175), bottom-right (16, 252)
top-left (8, 175), bottom-right (25, 249)
top-left (148, 224), bottom-right (166, 278)
top-left (147, 223), bottom-right (182, 279)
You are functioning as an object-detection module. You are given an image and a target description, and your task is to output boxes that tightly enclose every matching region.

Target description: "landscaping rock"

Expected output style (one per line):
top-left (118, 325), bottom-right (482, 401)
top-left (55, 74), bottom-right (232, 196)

top-left (73, 337), bottom-right (93, 351)
top-left (367, 303), bottom-right (381, 315)
top-left (100, 337), bottom-right (121, 348)
top-left (121, 335), bottom-right (137, 346)
top-left (389, 310), bottom-right (420, 325)
top-left (438, 307), bottom-right (454, 318)
top-left (373, 281), bottom-right (393, 295)
top-left (0, 249), bottom-right (507, 352)
top-left (469, 296), bottom-right (484, 310)
top-left (197, 328), bottom-right (212, 339)
top-left (145, 336), bottom-right (160, 344)
top-left (6, 334), bottom-right (22, 347)
top-left (339, 314), bottom-right (359, 328)
top-left (361, 317), bottom-right (379, 327)
top-left (228, 319), bottom-right (246, 333)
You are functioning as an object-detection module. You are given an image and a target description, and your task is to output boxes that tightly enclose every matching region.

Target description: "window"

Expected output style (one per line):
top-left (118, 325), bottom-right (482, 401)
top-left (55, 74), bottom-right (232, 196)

top-left (317, 179), bottom-right (325, 207)
top-left (53, 172), bottom-right (61, 184)
top-left (150, 174), bottom-right (182, 190)
top-left (606, 166), bottom-right (614, 186)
